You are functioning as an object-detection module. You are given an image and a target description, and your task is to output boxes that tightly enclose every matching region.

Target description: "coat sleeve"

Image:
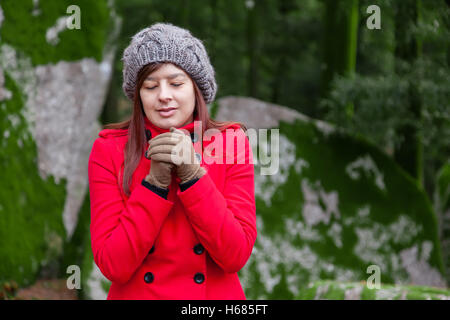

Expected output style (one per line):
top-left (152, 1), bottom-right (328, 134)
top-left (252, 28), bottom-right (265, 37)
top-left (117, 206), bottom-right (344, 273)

top-left (88, 137), bottom-right (174, 284)
top-left (177, 128), bottom-right (257, 273)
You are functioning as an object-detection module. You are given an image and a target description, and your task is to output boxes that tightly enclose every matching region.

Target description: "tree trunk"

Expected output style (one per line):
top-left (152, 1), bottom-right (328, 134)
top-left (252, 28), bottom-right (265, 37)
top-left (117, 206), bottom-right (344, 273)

top-left (393, 0), bottom-right (423, 186)
top-left (271, 0), bottom-right (294, 104)
top-left (246, 0), bottom-right (258, 97)
top-left (321, 0), bottom-right (359, 117)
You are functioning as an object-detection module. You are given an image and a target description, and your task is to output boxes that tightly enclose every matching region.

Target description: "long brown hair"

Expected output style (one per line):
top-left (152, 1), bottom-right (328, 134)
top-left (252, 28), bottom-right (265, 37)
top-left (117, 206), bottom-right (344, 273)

top-left (104, 62), bottom-right (245, 197)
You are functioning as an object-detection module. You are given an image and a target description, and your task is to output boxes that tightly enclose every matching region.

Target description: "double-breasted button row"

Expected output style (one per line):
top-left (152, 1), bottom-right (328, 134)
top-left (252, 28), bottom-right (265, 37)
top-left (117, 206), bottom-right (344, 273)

top-left (193, 243), bottom-right (204, 255)
top-left (145, 272), bottom-right (204, 284)
top-left (193, 243), bottom-right (205, 284)
top-left (144, 272), bottom-right (154, 283)
top-left (190, 132), bottom-right (198, 143)
top-left (144, 244), bottom-right (204, 284)
top-left (194, 272), bottom-right (205, 284)
top-left (145, 129), bottom-right (152, 141)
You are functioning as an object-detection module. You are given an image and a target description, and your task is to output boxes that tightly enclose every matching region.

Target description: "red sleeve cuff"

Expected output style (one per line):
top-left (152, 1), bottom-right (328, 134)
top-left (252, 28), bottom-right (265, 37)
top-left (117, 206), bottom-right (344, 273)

top-left (130, 183), bottom-right (174, 214)
top-left (177, 172), bottom-right (216, 208)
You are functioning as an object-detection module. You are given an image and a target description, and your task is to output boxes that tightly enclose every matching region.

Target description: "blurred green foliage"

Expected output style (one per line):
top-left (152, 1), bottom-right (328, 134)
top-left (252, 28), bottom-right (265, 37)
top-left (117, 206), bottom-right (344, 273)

top-left (104, 0), bottom-right (325, 123)
top-left (106, 0), bottom-right (448, 199)
top-left (320, 0), bottom-right (449, 195)
top-left (0, 0), bottom-right (111, 65)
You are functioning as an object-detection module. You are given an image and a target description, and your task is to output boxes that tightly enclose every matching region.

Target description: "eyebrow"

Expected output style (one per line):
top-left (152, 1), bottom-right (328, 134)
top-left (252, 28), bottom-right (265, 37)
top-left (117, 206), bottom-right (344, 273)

top-left (145, 73), bottom-right (187, 81)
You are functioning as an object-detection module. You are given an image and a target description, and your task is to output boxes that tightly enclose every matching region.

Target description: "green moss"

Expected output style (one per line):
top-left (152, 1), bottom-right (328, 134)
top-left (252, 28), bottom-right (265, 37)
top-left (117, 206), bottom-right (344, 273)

top-left (437, 162), bottom-right (450, 286)
top-left (209, 100), bottom-right (219, 119)
top-left (297, 280), bottom-right (450, 300)
top-left (1, 0), bottom-right (110, 65)
top-left (361, 285), bottom-right (377, 299)
top-left (296, 284), bottom-right (320, 300)
top-left (0, 72), bottom-right (66, 287)
top-left (437, 162), bottom-right (450, 209)
top-left (243, 117), bottom-right (445, 299)
top-left (58, 189), bottom-right (91, 299)
top-left (101, 279), bottom-right (112, 293)
top-left (267, 265), bottom-right (295, 300)
top-left (239, 259), bottom-right (267, 299)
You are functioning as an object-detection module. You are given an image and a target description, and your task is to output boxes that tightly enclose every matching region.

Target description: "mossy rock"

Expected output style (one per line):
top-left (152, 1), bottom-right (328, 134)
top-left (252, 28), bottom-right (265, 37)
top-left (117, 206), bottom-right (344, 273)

top-left (67, 191), bottom-right (110, 300)
top-left (0, 0), bottom-right (117, 291)
top-left (297, 280), bottom-right (450, 300)
top-left (436, 162), bottom-right (450, 285)
top-left (0, 71), bottom-right (66, 287)
top-left (0, 0), bottom-right (110, 65)
top-left (215, 98), bottom-right (447, 299)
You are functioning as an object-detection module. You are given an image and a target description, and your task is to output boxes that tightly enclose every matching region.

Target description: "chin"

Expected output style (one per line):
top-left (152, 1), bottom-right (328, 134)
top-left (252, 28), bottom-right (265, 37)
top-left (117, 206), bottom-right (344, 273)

top-left (154, 117), bottom-right (182, 129)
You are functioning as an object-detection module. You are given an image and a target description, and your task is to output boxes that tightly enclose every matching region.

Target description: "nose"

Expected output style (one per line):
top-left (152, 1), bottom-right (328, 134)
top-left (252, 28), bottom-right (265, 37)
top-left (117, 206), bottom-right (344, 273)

top-left (158, 82), bottom-right (173, 102)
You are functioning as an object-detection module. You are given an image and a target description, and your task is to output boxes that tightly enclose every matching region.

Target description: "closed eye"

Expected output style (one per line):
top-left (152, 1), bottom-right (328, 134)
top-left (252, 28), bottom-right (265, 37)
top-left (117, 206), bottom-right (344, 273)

top-left (145, 83), bottom-right (183, 90)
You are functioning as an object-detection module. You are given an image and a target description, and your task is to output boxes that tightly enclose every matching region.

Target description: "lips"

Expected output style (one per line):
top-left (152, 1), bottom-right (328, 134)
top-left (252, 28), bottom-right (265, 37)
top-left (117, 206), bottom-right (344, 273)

top-left (158, 107), bottom-right (177, 117)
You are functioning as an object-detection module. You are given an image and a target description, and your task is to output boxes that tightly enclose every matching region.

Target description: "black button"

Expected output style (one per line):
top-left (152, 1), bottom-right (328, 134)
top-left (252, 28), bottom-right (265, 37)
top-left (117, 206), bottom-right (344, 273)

top-left (145, 129), bottom-right (152, 141)
top-left (195, 153), bottom-right (202, 163)
top-left (149, 245), bottom-right (155, 254)
top-left (194, 272), bottom-right (205, 284)
top-left (193, 243), bottom-right (204, 255)
top-left (190, 132), bottom-right (198, 143)
top-left (144, 272), bottom-right (154, 283)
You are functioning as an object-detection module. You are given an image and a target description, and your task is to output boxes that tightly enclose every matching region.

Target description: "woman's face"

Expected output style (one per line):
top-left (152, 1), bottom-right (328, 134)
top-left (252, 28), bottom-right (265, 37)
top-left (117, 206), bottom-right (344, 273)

top-left (140, 63), bottom-right (196, 129)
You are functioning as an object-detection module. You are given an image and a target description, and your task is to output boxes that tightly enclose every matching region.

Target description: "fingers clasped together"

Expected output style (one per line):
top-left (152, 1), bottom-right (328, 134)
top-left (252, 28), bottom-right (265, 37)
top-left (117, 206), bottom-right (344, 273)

top-left (145, 127), bottom-right (206, 187)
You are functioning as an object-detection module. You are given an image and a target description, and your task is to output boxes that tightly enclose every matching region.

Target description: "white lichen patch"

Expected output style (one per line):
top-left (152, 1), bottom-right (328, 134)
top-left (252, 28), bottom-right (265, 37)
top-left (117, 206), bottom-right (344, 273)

top-left (301, 179), bottom-right (340, 227)
top-left (346, 154), bottom-right (385, 191)
top-left (327, 222), bottom-right (343, 248)
top-left (46, 16), bottom-right (70, 45)
top-left (254, 134), bottom-right (308, 206)
top-left (284, 217), bottom-right (321, 242)
top-left (388, 215), bottom-right (422, 245)
top-left (314, 284), bottom-right (330, 300)
top-left (354, 225), bottom-right (391, 271)
top-left (314, 119), bottom-right (335, 137)
top-left (352, 216), bottom-right (442, 286)
top-left (344, 285), bottom-right (362, 300)
top-left (333, 267), bottom-right (359, 283)
top-left (287, 274), bottom-right (300, 297)
top-left (242, 215), bottom-right (352, 298)
top-left (0, 4), bottom-right (3, 31)
top-left (86, 261), bottom-right (109, 300)
top-left (358, 205), bottom-right (371, 219)
top-left (375, 287), bottom-right (405, 300)
top-left (0, 42), bottom-right (114, 239)
top-left (294, 158), bottom-right (309, 175)
top-left (32, 0), bottom-right (41, 16)
top-left (399, 241), bottom-right (447, 288)
top-left (0, 69), bottom-right (12, 101)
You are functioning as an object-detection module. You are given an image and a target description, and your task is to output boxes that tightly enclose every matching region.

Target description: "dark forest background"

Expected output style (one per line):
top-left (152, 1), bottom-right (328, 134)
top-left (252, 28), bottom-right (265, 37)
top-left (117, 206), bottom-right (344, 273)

top-left (102, 0), bottom-right (449, 202)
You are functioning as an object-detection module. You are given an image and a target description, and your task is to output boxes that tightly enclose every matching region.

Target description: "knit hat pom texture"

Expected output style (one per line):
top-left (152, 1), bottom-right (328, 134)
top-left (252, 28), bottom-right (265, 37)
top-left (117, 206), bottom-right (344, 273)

top-left (122, 23), bottom-right (217, 104)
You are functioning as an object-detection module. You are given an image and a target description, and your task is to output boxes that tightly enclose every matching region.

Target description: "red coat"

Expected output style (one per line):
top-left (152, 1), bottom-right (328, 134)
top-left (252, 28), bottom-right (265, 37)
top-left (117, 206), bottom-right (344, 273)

top-left (88, 117), bottom-right (257, 300)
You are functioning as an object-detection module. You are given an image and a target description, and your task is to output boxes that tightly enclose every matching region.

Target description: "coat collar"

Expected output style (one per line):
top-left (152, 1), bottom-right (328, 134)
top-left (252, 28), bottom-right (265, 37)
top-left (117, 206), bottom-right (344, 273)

top-left (144, 116), bottom-right (198, 140)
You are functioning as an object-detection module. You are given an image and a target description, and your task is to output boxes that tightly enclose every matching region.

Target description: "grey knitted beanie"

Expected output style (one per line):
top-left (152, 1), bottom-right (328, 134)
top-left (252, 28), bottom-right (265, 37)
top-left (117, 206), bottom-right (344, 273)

top-left (122, 22), bottom-right (217, 104)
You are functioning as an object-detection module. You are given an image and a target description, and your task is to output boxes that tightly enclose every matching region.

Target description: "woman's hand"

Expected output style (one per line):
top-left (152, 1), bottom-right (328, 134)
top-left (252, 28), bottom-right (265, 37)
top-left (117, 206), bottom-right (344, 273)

top-left (144, 142), bottom-right (175, 189)
top-left (146, 127), bottom-right (206, 184)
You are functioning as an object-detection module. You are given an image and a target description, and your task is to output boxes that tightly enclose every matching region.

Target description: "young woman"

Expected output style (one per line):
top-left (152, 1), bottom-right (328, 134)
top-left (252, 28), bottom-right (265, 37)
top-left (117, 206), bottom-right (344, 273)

top-left (88, 23), bottom-right (257, 299)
